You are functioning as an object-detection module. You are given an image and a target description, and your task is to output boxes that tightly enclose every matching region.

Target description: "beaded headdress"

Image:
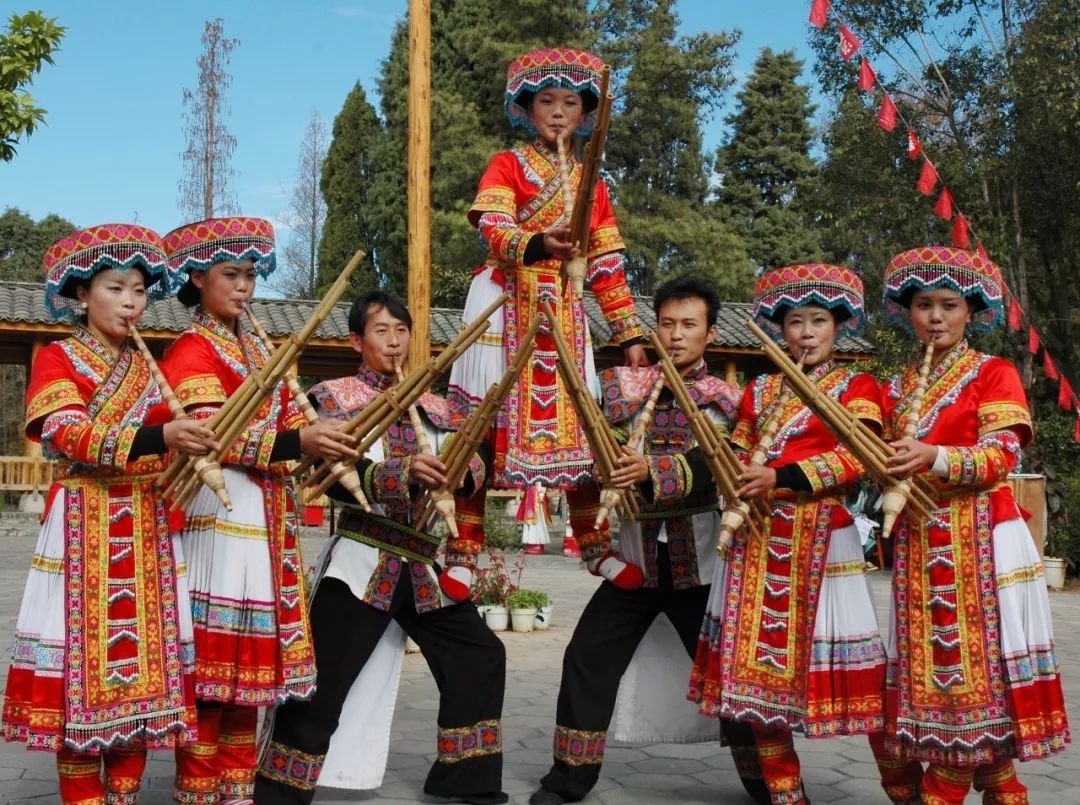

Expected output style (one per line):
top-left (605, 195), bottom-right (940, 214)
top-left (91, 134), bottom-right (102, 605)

top-left (753, 263), bottom-right (866, 338)
top-left (883, 245), bottom-right (1003, 334)
top-left (162, 216), bottom-right (276, 306)
top-left (505, 47), bottom-right (606, 136)
top-left (43, 223), bottom-right (170, 321)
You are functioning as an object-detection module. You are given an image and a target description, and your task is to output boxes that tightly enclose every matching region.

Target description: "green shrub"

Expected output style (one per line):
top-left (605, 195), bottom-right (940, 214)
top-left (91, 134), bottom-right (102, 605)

top-left (507, 588), bottom-right (549, 610)
top-left (482, 508), bottom-right (522, 551)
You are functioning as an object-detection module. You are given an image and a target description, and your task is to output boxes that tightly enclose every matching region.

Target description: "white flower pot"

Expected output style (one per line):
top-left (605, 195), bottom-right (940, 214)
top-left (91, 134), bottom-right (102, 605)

top-left (484, 606), bottom-right (509, 631)
top-left (476, 604), bottom-right (492, 616)
top-left (534, 605), bottom-right (553, 630)
top-left (510, 607), bottom-right (538, 633)
top-left (1043, 556), bottom-right (1067, 590)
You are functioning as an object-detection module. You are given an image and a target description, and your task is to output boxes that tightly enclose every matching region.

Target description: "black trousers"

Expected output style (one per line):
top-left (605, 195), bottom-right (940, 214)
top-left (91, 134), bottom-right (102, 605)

top-left (539, 543), bottom-right (769, 803)
top-left (254, 574), bottom-right (506, 804)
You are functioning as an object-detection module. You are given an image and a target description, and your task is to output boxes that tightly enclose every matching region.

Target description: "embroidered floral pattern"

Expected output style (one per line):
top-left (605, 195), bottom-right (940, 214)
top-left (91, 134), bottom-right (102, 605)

top-left (436, 719), bottom-right (502, 763)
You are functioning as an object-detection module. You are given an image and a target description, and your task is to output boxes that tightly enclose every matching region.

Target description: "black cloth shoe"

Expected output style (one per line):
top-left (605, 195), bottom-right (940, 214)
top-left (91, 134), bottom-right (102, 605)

top-left (528, 788), bottom-right (570, 805)
top-left (433, 792), bottom-right (510, 805)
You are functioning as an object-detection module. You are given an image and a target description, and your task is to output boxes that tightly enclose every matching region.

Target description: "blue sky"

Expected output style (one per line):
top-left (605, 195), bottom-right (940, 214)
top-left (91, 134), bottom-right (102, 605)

top-left (3, 1), bottom-right (819, 255)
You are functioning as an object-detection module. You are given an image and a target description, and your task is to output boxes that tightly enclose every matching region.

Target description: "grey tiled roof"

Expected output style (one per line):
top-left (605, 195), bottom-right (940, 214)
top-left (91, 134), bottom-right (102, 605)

top-left (0, 281), bottom-right (874, 353)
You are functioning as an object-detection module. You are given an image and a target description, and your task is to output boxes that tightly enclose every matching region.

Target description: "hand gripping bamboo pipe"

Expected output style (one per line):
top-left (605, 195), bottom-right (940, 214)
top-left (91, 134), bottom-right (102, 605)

top-left (160, 249), bottom-right (366, 510)
top-left (129, 324), bottom-right (232, 510)
top-left (537, 300), bottom-right (639, 522)
top-left (395, 363), bottom-right (455, 534)
top-left (594, 371), bottom-right (665, 528)
top-left (298, 294), bottom-right (510, 500)
top-left (880, 340), bottom-right (936, 538)
top-left (556, 134), bottom-right (588, 302)
top-left (647, 332), bottom-right (770, 549)
top-left (416, 315), bottom-right (542, 532)
top-left (244, 304), bottom-right (370, 512)
top-left (717, 356), bottom-right (804, 551)
top-left (745, 318), bottom-right (937, 522)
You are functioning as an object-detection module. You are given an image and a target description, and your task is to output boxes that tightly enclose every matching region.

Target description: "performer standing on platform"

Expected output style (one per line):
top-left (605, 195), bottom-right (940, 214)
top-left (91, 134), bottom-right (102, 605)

top-left (877, 246), bottom-right (1069, 804)
top-left (531, 277), bottom-right (768, 805)
top-left (160, 217), bottom-right (354, 805)
top-left (255, 290), bottom-right (507, 805)
top-left (448, 47), bottom-right (648, 596)
top-left (688, 265), bottom-right (888, 804)
top-left (2, 224), bottom-right (216, 803)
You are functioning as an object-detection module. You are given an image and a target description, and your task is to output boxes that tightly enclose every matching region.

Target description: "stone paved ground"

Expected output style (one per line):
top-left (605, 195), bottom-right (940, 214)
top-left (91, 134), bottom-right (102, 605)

top-left (0, 514), bottom-right (1077, 803)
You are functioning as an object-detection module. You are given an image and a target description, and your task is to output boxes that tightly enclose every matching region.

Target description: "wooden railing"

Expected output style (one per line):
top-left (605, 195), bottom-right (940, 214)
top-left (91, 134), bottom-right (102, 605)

top-left (0, 456), bottom-right (52, 492)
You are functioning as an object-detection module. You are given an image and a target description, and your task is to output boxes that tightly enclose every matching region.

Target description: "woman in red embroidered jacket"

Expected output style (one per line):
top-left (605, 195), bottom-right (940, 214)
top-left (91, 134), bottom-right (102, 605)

top-left (447, 47), bottom-right (649, 599)
top-left (688, 265), bottom-right (888, 805)
top-left (877, 246), bottom-right (1069, 805)
top-left (159, 217), bottom-right (354, 805)
top-left (2, 224), bottom-right (219, 804)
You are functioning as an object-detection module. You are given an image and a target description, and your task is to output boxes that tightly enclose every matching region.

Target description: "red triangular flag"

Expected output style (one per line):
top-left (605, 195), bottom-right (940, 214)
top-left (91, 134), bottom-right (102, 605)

top-left (1028, 326), bottom-right (1041, 354)
top-left (933, 187), bottom-right (954, 220)
top-left (877, 95), bottom-right (898, 132)
top-left (858, 58), bottom-right (876, 92)
top-left (906, 129), bottom-right (922, 160)
top-left (916, 159), bottom-right (938, 195)
top-left (809, 0), bottom-right (830, 28)
top-left (1059, 375), bottom-right (1074, 410)
top-left (951, 213), bottom-right (970, 248)
top-left (1044, 351), bottom-right (1060, 381)
top-left (839, 23), bottom-right (861, 60)
top-left (1007, 297), bottom-right (1022, 331)
top-left (977, 241), bottom-right (990, 260)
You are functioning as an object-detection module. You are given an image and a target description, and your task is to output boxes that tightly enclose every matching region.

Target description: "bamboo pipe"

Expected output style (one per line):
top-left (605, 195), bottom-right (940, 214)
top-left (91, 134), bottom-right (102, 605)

top-left (594, 371), bottom-right (664, 528)
top-left (717, 357), bottom-right (804, 549)
top-left (129, 324), bottom-right (232, 510)
top-left (556, 135), bottom-right (587, 301)
top-left (745, 319), bottom-right (937, 519)
top-left (648, 332), bottom-right (770, 543)
top-left (537, 300), bottom-right (637, 519)
top-left (162, 249), bottom-right (366, 508)
top-left (880, 341), bottom-right (936, 538)
top-left (296, 293), bottom-right (507, 486)
top-left (417, 316), bottom-right (542, 530)
top-left (244, 304), bottom-right (369, 512)
top-left (396, 363), bottom-right (456, 535)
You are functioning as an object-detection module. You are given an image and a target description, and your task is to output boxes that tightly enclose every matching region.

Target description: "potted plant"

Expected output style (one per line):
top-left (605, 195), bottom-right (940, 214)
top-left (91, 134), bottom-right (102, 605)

top-left (469, 548), bottom-right (526, 631)
top-left (533, 591), bottom-right (553, 630)
top-left (507, 588), bottom-right (547, 633)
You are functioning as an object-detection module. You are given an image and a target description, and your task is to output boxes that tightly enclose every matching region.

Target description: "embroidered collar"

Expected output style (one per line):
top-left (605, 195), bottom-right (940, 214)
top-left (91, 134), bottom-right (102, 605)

top-left (193, 308), bottom-right (240, 342)
top-left (358, 362), bottom-right (394, 391)
top-left (532, 138), bottom-right (559, 164)
top-left (929, 339), bottom-right (969, 382)
top-left (805, 358), bottom-right (837, 383)
top-left (682, 360), bottom-right (708, 383)
top-left (73, 326), bottom-right (121, 371)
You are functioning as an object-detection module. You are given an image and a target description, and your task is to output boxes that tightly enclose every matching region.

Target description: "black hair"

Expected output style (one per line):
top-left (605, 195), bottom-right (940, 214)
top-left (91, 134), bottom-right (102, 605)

top-left (347, 290), bottom-right (413, 336)
top-left (654, 276), bottom-right (721, 328)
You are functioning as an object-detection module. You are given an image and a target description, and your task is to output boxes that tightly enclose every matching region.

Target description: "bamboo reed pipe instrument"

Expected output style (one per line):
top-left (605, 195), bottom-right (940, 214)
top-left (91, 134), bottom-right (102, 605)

top-left (562, 66), bottom-right (612, 301)
top-left (880, 340), bottom-right (936, 538)
top-left (395, 362), bottom-right (456, 533)
top-left (594, 371), bottom-right (665, 528)
top-left (159, 249), bottom-right (366, 511)
top-left (416, 315), bottom-right (542, 532)
top-left (745, 318), bottom-right (937, 523)
top-left (647, 332), bottom-right (770, 551)
top-left (717, 356), bottom-right (805, 549)
top-left (244, 303), bottom-right (370, 512)
top-left (536, 300), bottom-right (638, 523)
top-left (129, 324), bottom-right (232, 510)
top-left (298, 294), bottom-right (510, 501)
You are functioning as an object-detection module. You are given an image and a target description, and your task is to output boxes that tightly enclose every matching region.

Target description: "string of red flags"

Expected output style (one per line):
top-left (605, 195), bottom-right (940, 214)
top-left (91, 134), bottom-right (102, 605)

top-left (808, 0), bottom-right (1080, 434)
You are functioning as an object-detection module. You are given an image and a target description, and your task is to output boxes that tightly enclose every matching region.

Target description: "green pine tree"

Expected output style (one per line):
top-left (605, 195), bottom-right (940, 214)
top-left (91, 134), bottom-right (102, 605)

top-left (317, 82), bottom-right (383, 294)
top-left (0, 207), bottom-right (77, 281)
top-left (716, 47), bottom-right (821, 271)
top-left (600, 0), bottom-right (750, 297)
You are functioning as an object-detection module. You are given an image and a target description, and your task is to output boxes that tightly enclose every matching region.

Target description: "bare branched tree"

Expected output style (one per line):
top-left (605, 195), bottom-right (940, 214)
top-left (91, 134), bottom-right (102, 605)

top-left (278, 110), bottom-right (328, 299)
top-left (178, 18), bottom-right (239, 220)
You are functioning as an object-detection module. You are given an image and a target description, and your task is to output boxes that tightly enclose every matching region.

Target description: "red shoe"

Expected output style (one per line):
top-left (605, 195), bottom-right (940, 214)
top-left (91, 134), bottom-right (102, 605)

top-left (525, 544), bottom-right (545, 555)
top-left (562, 535), bottom-right (581, 558)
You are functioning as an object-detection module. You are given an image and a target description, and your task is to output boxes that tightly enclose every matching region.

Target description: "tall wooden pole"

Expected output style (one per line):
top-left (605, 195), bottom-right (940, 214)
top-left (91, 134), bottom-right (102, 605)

top-left (407, 0), bottom-right (432, 370)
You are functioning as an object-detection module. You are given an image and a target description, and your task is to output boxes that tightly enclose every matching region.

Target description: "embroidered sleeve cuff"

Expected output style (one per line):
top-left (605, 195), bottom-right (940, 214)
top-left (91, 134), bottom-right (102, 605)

top-left (795, 450), bottom-right (853, 493)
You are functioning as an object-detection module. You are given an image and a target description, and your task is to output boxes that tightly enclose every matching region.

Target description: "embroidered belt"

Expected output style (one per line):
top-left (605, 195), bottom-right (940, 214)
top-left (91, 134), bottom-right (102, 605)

top-left (336, 511), bottom-right (441, 565)
top-left (634, 501), bottom-right (719, 521)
